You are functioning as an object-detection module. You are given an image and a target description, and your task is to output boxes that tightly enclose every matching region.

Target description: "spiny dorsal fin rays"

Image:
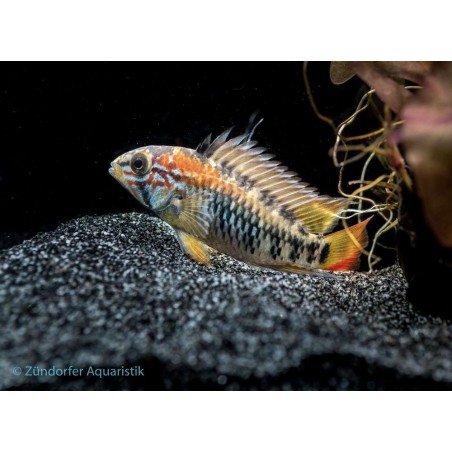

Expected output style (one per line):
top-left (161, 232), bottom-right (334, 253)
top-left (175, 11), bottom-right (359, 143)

top-left (241, 163), bottom-right (285, 181)
top-left (202, 127), bottom-right (234, 157)
top-left (212, 135), bottom-right (253, 164)
top-left (232, 153), bottom-right (274, 176)
top-left (276, 192), bottom-right (318, 206)
top-left (196, 133), bottom-right (212, 153)
top-left (222, 150), bottom-right (269, 172)
top-left (202, 112), bottom-right (263, 157)
top-left (205, 131), bottom-right (350, 234)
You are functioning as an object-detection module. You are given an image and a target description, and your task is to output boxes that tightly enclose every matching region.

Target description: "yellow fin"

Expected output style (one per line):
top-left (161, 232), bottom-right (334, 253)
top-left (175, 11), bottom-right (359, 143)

top-left (295, 197), bottom-right (350, 234)
top-left (319, 218), bottom-right (370, 272)
top-left (205, 131), bottom-right (349, 233)
top-left (171, 192), bottom-right (212, 238)
top-left (176, 230), bottom-right (211, 265)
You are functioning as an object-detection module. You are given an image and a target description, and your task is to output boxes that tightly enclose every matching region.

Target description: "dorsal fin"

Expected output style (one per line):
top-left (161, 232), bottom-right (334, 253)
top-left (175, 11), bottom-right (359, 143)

top-left (196, 133), bottom-right (212, 153)
top-left (295, 197), bottom-right (350, 234)
top-left (205, 132), bottom-right (350, 234)
top-left (202, 127), bottom-right (234, 157)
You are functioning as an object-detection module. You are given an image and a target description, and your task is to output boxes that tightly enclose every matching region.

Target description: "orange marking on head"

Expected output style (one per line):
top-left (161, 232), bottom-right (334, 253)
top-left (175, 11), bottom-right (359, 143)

top-left (127, 180), bottom-right (143, 187)
top-left (160, 171), bottom-right (172, 188)
top-left (154, 149), bottom-right (245, 200)
top-left (170, 152), bottom-right (222, 189)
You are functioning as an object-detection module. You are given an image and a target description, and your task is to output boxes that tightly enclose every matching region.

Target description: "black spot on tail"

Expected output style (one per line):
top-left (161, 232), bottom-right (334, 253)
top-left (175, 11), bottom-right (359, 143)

top-left (306, 241), bottom-right (319, 264)
top-left (319, 243), bottom-right (330, 264)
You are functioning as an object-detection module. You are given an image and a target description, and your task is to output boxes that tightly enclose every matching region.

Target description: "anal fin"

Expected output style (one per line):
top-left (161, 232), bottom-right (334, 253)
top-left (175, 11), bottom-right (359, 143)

top-left (262, 264), bottom-right (338, 279)
top-left (263, 264), bottom-right (313, 274)
top-left (176, 230), bottom-right (211, 265)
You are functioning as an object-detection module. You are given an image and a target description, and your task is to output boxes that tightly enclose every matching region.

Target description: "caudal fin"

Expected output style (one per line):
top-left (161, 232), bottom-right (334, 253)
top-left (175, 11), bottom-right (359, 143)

top-left (319, 218), bottom-right (371, 272)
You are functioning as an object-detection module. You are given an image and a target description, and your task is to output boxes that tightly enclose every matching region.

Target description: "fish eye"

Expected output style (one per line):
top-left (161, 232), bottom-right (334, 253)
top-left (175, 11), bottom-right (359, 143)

top-left (131, 153), bottom-right (150, 175)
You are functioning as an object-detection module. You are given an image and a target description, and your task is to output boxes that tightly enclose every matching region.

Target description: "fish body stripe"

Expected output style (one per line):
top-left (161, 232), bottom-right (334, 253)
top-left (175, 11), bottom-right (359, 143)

top-left (206, 188), bottom-right (324, 267)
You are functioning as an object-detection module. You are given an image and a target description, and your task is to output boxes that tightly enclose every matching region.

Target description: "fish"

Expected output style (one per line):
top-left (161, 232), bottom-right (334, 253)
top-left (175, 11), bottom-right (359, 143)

top-left (109, 128), bottom-right (370, 275)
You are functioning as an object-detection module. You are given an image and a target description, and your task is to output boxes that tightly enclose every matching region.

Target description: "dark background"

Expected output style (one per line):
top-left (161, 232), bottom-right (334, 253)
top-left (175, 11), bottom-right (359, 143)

top-left (1, 62), bottom-right (391, 263)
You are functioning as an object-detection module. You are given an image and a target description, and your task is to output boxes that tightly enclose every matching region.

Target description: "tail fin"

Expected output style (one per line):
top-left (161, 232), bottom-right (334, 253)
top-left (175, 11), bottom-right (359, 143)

top-left (319, 218), bottom-right (371, 272)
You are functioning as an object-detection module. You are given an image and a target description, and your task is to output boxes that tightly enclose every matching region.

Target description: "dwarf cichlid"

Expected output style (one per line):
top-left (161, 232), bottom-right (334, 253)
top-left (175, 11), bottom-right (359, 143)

top-left (109, 128), bottom-right (369, 275)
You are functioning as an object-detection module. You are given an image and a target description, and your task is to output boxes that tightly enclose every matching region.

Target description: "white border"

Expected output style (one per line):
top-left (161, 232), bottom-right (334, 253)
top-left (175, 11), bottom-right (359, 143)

top-left (0, 1), bottom-right (448, 60)
top-left (1, 392), bottom-right (450, 451)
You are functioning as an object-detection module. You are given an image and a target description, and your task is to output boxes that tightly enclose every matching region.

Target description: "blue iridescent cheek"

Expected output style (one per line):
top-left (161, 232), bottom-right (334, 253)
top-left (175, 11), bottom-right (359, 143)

top-left (147, 185), bottom-right (176, 212)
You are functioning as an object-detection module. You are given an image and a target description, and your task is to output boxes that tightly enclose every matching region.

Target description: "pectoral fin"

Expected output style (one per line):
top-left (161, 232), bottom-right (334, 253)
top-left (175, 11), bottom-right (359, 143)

top-left (171, 192), bottom-right (213, 238)
top-left (176, 230), bottom-right (211, 265)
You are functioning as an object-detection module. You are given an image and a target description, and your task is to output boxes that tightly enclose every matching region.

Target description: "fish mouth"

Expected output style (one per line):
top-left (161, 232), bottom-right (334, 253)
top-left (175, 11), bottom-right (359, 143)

top-left (109, 161), bottom-right (120, 179)
top-left (109, 161), bottom-right (131, 191)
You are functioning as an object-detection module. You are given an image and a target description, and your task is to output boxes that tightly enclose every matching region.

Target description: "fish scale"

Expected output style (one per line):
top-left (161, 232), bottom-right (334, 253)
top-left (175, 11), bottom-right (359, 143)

top-left (206, 185), bottom-right (313, 268)
top-left (109, 128), bottom-right (370, 275)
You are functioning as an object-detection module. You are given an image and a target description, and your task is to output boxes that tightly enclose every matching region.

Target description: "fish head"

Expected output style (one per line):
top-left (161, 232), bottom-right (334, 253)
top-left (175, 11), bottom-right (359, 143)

top-left (109, 146), bottom-right (155, 207)
top-left (109, 145), bottom-right (179, 211)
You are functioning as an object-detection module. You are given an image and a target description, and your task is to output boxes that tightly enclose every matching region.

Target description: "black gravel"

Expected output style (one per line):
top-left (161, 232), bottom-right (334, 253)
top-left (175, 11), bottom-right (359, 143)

top-left (1, 213), bottom-right (451, 390)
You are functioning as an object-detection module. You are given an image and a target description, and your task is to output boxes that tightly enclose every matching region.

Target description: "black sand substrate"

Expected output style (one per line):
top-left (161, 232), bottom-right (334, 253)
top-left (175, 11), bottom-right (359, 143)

top-left (1, 213), bottom-right (451, 390)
